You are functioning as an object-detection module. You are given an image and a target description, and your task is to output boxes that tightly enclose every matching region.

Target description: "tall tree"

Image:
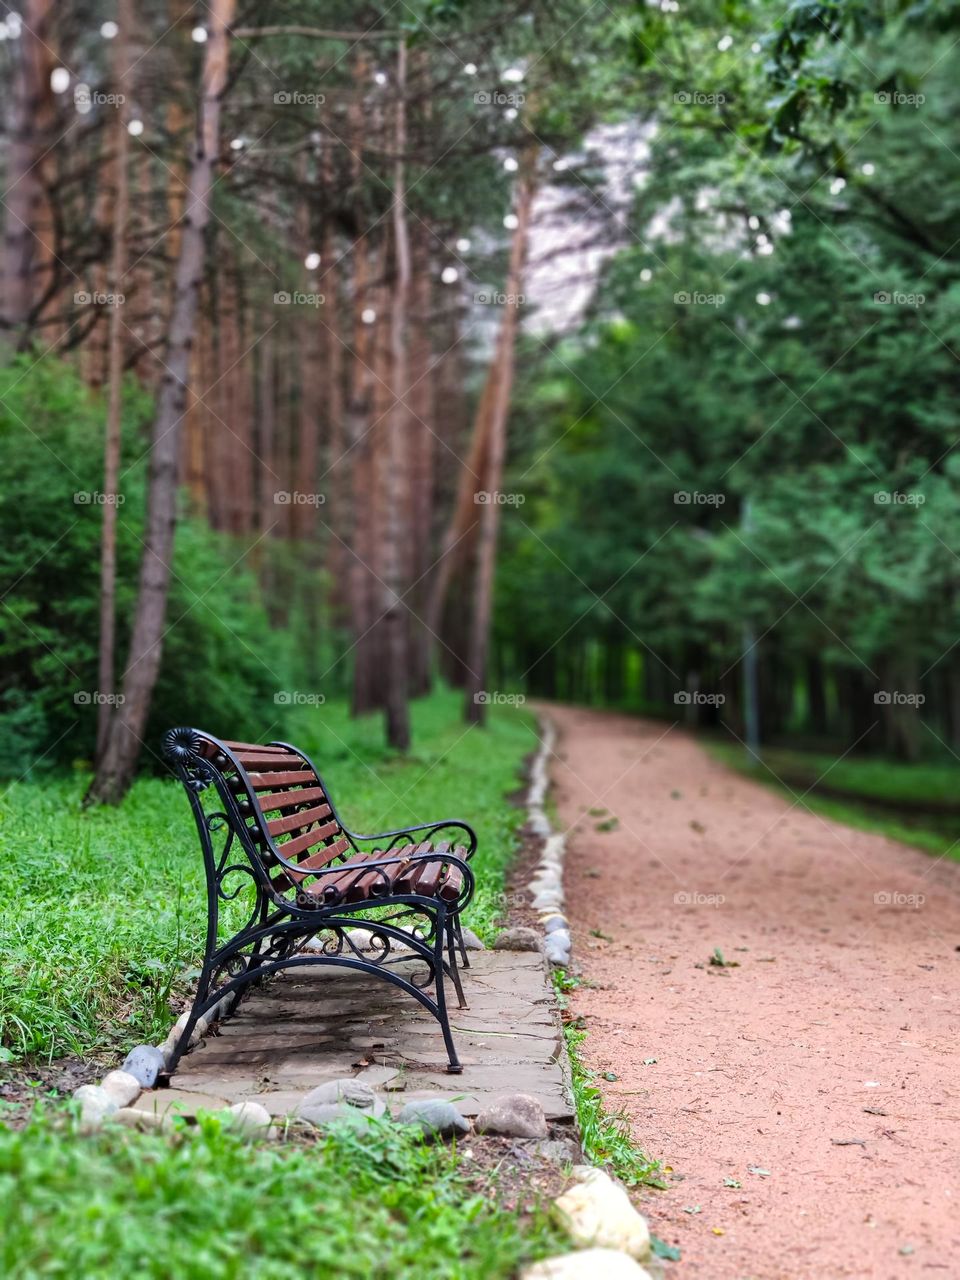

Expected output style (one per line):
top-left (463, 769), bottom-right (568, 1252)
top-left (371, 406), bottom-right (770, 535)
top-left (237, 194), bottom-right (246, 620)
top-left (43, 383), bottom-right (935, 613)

top-left (464, 142), bottom-right (538, 722)
top-left (94, 0), bottom-right (133, 764)
top-left (87, 0), bottom-right (237, 803)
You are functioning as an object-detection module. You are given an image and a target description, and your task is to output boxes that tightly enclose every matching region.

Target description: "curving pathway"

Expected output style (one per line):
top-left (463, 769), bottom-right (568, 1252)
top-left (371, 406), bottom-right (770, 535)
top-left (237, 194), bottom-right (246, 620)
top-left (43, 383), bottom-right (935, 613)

top-left (552, 704), bottom-right (960, 1280)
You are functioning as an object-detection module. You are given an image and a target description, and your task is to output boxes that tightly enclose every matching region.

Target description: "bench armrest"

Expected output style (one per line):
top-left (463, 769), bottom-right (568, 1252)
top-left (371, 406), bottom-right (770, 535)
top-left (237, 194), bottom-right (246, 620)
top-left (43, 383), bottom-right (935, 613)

top-left (345, 819), bottom-right (478, 858)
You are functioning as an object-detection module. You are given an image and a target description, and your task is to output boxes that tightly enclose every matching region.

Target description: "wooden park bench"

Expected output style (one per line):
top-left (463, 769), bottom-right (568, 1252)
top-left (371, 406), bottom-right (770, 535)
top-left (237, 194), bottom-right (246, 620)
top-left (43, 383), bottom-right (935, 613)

top-left (163, 728), bottom-right (477, 1074)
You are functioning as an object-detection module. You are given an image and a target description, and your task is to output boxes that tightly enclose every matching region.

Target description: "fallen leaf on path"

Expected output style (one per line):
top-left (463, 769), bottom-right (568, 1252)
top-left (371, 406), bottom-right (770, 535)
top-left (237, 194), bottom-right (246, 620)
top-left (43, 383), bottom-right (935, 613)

top-left (682, 1205), bottom-right (701, 1214)
top-left (690, 820), bottom-right (705, 833)
top-left (748, 1166), bottom-right (771, 1177)
top-left (831, 1138), bottom-right (866, 1147)
top-left (650, 1236), bottom-right (682, 1261)
top-left (712, 1227), bottom-right (725, 1236)
top-left (863, 1107), bottom-right (887, 1116)
top-left (643, 1057), bottom-right (657, 1065)
top-left (602, 1071), bottom-right (618, 1081)
top-left (709, 948), bottom-right (739, 968)
top-left (722, 1177), bottom-right (741, 1188)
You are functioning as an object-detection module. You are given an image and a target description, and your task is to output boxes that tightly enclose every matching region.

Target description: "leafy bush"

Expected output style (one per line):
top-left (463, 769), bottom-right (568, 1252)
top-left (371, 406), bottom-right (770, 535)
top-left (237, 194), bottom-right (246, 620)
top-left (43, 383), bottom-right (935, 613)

top-left (0, 357), bottom-right (294, 776)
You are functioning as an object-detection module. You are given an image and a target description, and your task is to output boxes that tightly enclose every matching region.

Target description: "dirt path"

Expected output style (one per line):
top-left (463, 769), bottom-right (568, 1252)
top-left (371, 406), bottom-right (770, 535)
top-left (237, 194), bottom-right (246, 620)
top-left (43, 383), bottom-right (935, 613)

top-left (551, 705), bottom-right (960, 1280)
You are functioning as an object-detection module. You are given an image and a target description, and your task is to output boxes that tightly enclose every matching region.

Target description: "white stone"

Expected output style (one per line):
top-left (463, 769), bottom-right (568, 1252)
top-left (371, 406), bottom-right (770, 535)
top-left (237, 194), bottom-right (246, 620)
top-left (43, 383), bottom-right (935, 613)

top-left (544, 934), bottom-right (571, 966)
top-left (100, 1069), bottom-right (141, 1108)
top-left (224, 1101), bottom-right (274, 1137)
top-left (552, 1169), bottom-right (651, 1259)
top-left (110, 1106), bottom-right (164, 1132)
top-left (73, 1084), bottom-right (119, 1133)
top-left (522, 1248), bottom-right (654, 1280)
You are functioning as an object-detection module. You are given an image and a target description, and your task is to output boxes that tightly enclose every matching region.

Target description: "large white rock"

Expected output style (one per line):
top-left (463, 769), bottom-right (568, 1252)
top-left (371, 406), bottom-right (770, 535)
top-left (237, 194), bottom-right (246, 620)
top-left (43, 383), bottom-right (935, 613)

top-left (73, 1084), bottom-right (119, 1133)
top-left (522, 1248), bottom-right (654, 1280)
top-left (100, 1069), bottom-right (141, 1108)
top-left (223, 1101), bottom-right (274, 1138)
top-left (552, 1168), bottom-right (651, 1259)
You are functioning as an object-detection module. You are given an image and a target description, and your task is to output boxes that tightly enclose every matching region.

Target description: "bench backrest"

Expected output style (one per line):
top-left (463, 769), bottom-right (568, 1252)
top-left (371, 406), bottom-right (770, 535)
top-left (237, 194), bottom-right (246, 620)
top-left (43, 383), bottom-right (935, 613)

top-left (166, 729), bottom-right (355, 893)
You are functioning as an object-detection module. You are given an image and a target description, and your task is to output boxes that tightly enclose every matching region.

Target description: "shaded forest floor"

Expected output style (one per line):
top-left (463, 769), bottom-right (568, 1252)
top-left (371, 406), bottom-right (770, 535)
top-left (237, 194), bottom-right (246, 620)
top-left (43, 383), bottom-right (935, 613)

top-left (551, 704), bottom-right (960, 1280)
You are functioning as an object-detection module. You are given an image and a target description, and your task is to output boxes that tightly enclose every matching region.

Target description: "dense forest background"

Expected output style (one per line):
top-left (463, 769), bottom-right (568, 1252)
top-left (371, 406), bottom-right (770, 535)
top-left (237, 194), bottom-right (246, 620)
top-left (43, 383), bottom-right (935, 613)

top-left (2, 0), bottom-right (958, 795)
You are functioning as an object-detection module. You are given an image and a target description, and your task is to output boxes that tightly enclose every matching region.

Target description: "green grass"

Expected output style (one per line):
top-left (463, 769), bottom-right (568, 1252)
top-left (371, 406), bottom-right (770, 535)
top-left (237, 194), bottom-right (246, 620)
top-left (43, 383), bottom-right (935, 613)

top-left (552, 971), bottom-right (663, 1189)
top-left (0, 1109), bottom-right (565, 1279)
top-left (0, 689), bottom-right (538, 1062)
top-left (707, 742), bottom-right (960, 860)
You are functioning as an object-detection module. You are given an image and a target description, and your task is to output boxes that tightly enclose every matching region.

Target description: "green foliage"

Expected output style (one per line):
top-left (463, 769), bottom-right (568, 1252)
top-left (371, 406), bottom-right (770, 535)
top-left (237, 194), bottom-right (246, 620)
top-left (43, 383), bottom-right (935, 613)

top-left (0, 358), bottom-right (293, 776)
top-left (498, 4), bottom-right (960, 761)
top-left (0, 689), bottom-right (534, 1062)
top-left (0, 1111), bottom-right (564, 1279)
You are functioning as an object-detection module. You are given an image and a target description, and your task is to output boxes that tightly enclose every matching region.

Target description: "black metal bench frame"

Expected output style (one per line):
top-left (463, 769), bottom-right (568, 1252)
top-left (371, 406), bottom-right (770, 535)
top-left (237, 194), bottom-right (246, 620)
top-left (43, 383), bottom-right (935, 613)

top-left (163, 727), bottom-right (478, 1074)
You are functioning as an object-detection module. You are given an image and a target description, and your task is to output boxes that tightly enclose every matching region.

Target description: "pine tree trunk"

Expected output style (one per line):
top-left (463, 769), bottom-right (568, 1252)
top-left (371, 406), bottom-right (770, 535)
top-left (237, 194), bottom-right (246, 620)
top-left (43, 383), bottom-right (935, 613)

top-left (2, 0), bottom-right (55, 351)
top-left (379, 42), bottom-right (412, 749)
top-left (95, 0), bottom-right (132, 764)
top-left (86, 0), bottom-right (237, 804)
top-left (464, 147), bottom-right (537, 724)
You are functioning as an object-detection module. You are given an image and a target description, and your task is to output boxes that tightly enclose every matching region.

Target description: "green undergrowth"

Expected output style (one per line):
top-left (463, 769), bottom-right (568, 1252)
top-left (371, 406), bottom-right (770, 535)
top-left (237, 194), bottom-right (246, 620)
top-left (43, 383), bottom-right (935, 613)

top-left (0, 689), bottom-right (536, 1063)
top-left (553, 970), bottom-right (663, 1189)
top-left (0, 1108), bottom-right (565, 1280)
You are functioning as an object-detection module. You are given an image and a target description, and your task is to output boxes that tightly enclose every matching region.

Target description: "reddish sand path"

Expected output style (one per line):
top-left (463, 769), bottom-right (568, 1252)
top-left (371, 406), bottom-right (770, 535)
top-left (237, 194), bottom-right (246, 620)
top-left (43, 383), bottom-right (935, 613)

top-left (551, 705), bottom-right (960, 1280)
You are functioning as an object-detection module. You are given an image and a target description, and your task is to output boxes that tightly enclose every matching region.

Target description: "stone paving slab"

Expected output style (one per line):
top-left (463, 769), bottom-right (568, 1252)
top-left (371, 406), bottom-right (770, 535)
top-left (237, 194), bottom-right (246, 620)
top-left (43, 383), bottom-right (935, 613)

top-left (141, 949), bottom-right (573, 1122)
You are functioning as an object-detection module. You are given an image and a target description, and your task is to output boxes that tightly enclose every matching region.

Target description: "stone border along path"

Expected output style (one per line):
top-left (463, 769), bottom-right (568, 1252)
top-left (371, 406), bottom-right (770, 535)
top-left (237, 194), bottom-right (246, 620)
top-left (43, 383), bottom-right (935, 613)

top-left (71, 716), bottom-right (661, 1279)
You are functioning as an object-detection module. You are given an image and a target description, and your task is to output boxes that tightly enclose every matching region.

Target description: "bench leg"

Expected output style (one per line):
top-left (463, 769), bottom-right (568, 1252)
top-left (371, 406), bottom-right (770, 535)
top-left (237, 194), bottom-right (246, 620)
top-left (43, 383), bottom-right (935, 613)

top-left (445, 919), bottom-right (467, 1009)
top-left (452, 916), bottom-right (471, 969)
top-left (435, 907), bottom-right (462, 1074)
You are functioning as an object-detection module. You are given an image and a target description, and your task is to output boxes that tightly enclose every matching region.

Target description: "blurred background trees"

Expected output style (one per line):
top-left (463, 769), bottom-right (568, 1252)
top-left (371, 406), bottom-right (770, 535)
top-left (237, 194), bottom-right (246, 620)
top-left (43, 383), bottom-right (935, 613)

top-left (1, 0), bottom-right (958, 793)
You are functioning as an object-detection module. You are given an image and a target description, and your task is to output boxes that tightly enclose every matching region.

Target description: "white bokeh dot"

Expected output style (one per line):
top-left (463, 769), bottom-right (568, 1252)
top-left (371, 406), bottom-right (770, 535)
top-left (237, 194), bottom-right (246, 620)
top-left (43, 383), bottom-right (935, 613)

top-left (50, 67), bottom-right (70, 93)
top-left (756, 292), bottom-right (772, 305)
top-left (441, 266), bottom-right (459, 284)
top-left (304, 252), bottom-right (321, 271)
top-left (361, 308), bottom-right (376, 325)
top-left (128, 119), bottom-right (144, 136)
top-left (191, 26), bottom-right (207, 43)
top-left (456, 238), bottom-right (471, 252)
top-left (503, 213), bottom-right (519, 230)
top-left (100, 20), bottom-right (118, 38)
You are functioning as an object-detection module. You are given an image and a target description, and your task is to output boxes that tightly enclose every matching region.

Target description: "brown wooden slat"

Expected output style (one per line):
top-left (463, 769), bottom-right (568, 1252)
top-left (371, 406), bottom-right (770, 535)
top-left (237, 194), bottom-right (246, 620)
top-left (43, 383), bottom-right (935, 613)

top-left (440, 862), bottom-right (464, 902)
top-left (233, 750), bottom-right (305, 769)
top-left (221, 740), bottom-right (291, 753)
top-left (277, 825), bottom-right (348, 862)
top-left (267, 806), bottom-right (334, 837)
top-left (306, 849), bottom-right (377, 901)
top-left (256, 786), bottom-right (329, 812)
top-left (393, 842), bottom-right (432, 892)
top-left (247, 769), bottom-right (315, 789)
top-left (293, 840), bottom-right (352, 875)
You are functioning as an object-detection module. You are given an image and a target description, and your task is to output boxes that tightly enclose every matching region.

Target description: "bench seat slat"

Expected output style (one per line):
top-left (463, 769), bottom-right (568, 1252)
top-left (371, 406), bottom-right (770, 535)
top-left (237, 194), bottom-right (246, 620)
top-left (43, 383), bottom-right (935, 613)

top-left (247, 769), bottom-right (315, 789)
top-left (232, 751), bottom-right (306, 770)
top-left (267, 805), bottom-right (334, 837)
top-left (256, 786), bottom-right (329, 812)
